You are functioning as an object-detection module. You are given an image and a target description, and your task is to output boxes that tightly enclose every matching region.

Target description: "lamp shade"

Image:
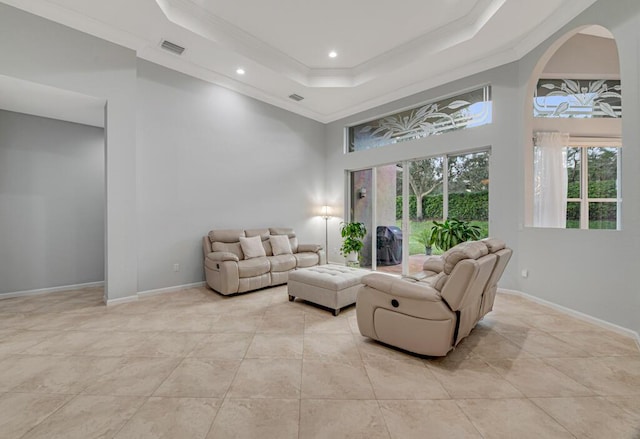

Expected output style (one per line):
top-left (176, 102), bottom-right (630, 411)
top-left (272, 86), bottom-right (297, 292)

top-left (321, 205), bottom-right (331, 219)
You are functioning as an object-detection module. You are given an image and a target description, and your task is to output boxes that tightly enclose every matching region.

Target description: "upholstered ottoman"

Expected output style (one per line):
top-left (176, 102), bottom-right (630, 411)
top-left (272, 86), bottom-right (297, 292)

top-left (287, 265), bottom-right (370, 316)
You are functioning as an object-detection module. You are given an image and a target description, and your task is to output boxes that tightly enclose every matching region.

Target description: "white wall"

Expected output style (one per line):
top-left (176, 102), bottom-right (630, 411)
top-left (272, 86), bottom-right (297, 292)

top-left (325, 0), bottom-right (640, 335)
top-left (135, 60), bottom-right (326, 292)
top-left (0, 3), bottom-right (138, 301)
top-left (0, 110), bottom-right (104, 294)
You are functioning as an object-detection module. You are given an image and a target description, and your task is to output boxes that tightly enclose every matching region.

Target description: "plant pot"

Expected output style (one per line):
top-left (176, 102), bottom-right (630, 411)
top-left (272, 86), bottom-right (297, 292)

top-left (425, 246), bottom-right (432, 256)
top-left (346, 252), bottom-right (360, 267)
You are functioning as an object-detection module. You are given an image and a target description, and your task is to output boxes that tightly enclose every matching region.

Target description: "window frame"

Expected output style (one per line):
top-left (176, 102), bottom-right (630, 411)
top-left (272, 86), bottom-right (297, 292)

top-left (566, 138), bottom-right (621, 230)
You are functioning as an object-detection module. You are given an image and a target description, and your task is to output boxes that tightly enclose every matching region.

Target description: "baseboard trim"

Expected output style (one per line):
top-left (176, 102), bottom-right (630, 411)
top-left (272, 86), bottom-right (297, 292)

top-left (0, 281), bottom-right (105, 299)
top-left (499, 288), bottom-right (640, 348)
top-left (105, 281), bottom-right (207, 306)
top-left (105, 295), bottom-right (139, 306)
top-left (137, 282), bottom-right (206, 298)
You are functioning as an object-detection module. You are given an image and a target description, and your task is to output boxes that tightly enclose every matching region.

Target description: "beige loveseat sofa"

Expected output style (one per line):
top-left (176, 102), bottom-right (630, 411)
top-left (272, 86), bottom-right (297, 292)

top-left (203, 227), bottom-right (325, 295)
top-left (356, 238), bottom-right (512, 356)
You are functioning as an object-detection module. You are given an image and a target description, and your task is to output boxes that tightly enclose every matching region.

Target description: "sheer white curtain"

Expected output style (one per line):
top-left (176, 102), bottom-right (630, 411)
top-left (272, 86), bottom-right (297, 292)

top-left (533, 132), bottom-right (569, 228)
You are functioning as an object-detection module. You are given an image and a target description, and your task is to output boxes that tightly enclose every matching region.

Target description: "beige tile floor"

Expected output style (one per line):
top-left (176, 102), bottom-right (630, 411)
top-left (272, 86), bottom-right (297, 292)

top-left (0, 285), bottom-right (639, 439)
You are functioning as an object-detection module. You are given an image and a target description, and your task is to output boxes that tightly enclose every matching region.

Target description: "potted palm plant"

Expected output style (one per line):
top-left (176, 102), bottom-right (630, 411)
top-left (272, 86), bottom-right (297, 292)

top-left (429, 218), bottom-right (482, 251)
top-left (339, 222), bottom-right (367, 267)
top-left (413, 228), bottom-right (433, 255)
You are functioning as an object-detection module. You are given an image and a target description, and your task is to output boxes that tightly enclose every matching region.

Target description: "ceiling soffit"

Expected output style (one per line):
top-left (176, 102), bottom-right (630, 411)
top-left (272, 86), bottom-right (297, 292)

top-left (155, 0), bottom-right (507, 88)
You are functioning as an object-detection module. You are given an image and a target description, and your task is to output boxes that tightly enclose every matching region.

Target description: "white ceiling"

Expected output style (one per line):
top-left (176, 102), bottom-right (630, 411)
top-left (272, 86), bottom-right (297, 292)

top-left (1, 0), bottom-right (598, 123)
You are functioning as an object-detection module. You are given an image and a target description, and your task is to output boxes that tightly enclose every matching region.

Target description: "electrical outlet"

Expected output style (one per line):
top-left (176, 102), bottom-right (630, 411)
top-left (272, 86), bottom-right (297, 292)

top-left (173, 263), bottom-right (180, 272)
top-left (521, 269), bottom-right (528, 278)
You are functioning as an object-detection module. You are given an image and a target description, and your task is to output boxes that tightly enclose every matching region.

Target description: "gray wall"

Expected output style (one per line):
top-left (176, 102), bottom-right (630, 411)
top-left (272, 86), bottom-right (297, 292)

top-left (0, 4), bottom-right (326, 299)
top-left (135, 60), bottom-right (326, 292)
top-left (0, 110), bottom-right (104, 294)
top-left (325, 0), bottom-right (640, 335)
top-left (0, 3), bottom-right (138, 301)
top-left (517, 0), bottom-right (640, 334)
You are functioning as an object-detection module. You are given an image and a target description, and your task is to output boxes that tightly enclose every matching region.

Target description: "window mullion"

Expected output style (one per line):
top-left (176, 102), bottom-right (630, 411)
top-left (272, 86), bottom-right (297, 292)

top-left (443, 155), bottom-right (449, 219)
top-left (580, 147), bottom-right (589, 229)
top-left (402, 161), bottom-right (409, 276)
top-left (617, 149), bottom-right (622, 230)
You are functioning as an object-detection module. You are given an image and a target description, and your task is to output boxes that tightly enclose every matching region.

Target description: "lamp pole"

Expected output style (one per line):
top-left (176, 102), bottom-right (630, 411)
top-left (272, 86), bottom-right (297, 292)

top-left (322, 206), bottom-right (331, 264)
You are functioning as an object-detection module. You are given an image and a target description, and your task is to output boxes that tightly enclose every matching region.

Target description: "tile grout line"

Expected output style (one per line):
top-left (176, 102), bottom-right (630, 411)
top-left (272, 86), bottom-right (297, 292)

top-left (348, 323), bottom-right (393, 438)
top-left (16, 392), bottom-right (77, 439)
top-left (203, 326), bottom-right (259, 438)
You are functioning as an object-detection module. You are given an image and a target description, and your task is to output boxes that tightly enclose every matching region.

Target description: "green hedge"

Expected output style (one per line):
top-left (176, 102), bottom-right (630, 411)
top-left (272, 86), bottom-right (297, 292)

top-left (396, 192), bottom-right (488, 221)
top-left (396, 181), bottom-right (616, 223)
top-left (567, 180), bottom-right (616, 198)
top-left (567, 180), bottom-right (616, 221)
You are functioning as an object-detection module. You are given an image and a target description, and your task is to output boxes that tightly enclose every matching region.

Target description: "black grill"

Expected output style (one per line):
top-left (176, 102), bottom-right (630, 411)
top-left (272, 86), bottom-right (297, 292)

top-left (376, 226), bottom-right (402, 266)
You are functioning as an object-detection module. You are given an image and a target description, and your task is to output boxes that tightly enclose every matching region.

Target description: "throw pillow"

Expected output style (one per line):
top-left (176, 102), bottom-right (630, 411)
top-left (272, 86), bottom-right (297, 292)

top-left (239, 235), bottom-right (266, 259)
top-left (270, 235), bottom-right (293, 256)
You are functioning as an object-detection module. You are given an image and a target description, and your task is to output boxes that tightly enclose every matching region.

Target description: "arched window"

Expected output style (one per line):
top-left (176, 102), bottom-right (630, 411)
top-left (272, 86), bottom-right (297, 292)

top-left (527, 26), bottom-right (622, 230)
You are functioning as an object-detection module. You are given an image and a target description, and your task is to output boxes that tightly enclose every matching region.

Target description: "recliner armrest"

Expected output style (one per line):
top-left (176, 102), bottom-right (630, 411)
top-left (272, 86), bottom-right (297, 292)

top-left (297, 244), bottom-right (322, 253)
top-left (362, 273), bottom-right (441, 301)
top-left (206, 251), bottom-right (239, 262)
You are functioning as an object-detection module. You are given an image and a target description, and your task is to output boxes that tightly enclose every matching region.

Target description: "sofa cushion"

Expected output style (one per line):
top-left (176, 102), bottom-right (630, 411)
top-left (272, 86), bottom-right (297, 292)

top-left (421, 272), bottom-right (448, 291)
top-left (422, 256), bottom-right (444, 274)
top-left (298, 244), bottom-right (321, 253)
top-left (209, 229), bottom-right (245, 243)
top-left (240, 235), bottom-right (266, 259)
top-left (268, 254), bottom-right (296, 272)
top-left (294, 252), bottom-right (320, 268)
top-left (212, 241), bottom-right (244, 260)
top-left (270, 235), bottom-right (293, 255)
top-left (269, 227), bottom-right (295, 238)
top-left (442, 241), bottom-right (489, 274)
top-left (245, 228), bottom-right (270, 240)
top-left (237, 257), bottom-right (270, 278)
top-left (269, 227), bottom-right (299, 252)
top-left (245, 229), bottom-right (274, 256)
top-left (482, 237), bottom-right (506, 253)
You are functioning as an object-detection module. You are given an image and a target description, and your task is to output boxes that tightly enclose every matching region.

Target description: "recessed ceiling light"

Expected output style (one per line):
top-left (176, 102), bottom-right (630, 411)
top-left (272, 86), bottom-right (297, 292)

top-left (236, 68), bottom-right (245, 75)
top-left (328, 51), bottom-right (337, 58)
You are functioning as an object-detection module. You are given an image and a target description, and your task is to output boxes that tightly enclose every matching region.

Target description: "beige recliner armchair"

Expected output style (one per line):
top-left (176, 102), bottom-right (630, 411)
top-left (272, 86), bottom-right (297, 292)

top-left (356, 238), bottom-right (512, 357)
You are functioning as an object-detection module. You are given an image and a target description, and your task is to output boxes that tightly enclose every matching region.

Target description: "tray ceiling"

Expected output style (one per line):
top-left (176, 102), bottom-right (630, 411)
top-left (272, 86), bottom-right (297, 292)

top-left (1, 0), bottom-right (598, 122)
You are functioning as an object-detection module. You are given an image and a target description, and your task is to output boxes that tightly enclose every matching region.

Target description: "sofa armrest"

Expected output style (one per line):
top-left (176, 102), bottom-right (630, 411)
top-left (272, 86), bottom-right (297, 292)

top-left (206, 251), bottom-right (239, 262)
top-left (297, 243), bottom-right (322, 253)
top-left (362, 273), bottom-right (441, 302)
top-left (202, 236), bottom-right (213, 259)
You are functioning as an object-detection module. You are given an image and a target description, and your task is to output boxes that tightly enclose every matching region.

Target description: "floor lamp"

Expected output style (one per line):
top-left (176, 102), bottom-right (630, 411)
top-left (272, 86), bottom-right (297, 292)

top-left (321, 205), bottom-right (331, 264)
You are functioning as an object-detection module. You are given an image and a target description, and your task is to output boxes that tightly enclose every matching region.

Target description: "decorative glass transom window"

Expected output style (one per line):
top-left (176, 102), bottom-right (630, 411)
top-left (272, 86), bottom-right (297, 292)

top-left (347, 86), bottom-right (492, 153)
top-left (534, 79), bottom-right (622, 118)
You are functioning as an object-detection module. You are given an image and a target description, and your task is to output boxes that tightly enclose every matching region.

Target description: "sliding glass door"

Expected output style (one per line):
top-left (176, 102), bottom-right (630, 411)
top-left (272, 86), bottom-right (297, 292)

top-left (348, 149), bottom-right (490, 275)
top-left (406, 157), bottom-right (444, 275)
